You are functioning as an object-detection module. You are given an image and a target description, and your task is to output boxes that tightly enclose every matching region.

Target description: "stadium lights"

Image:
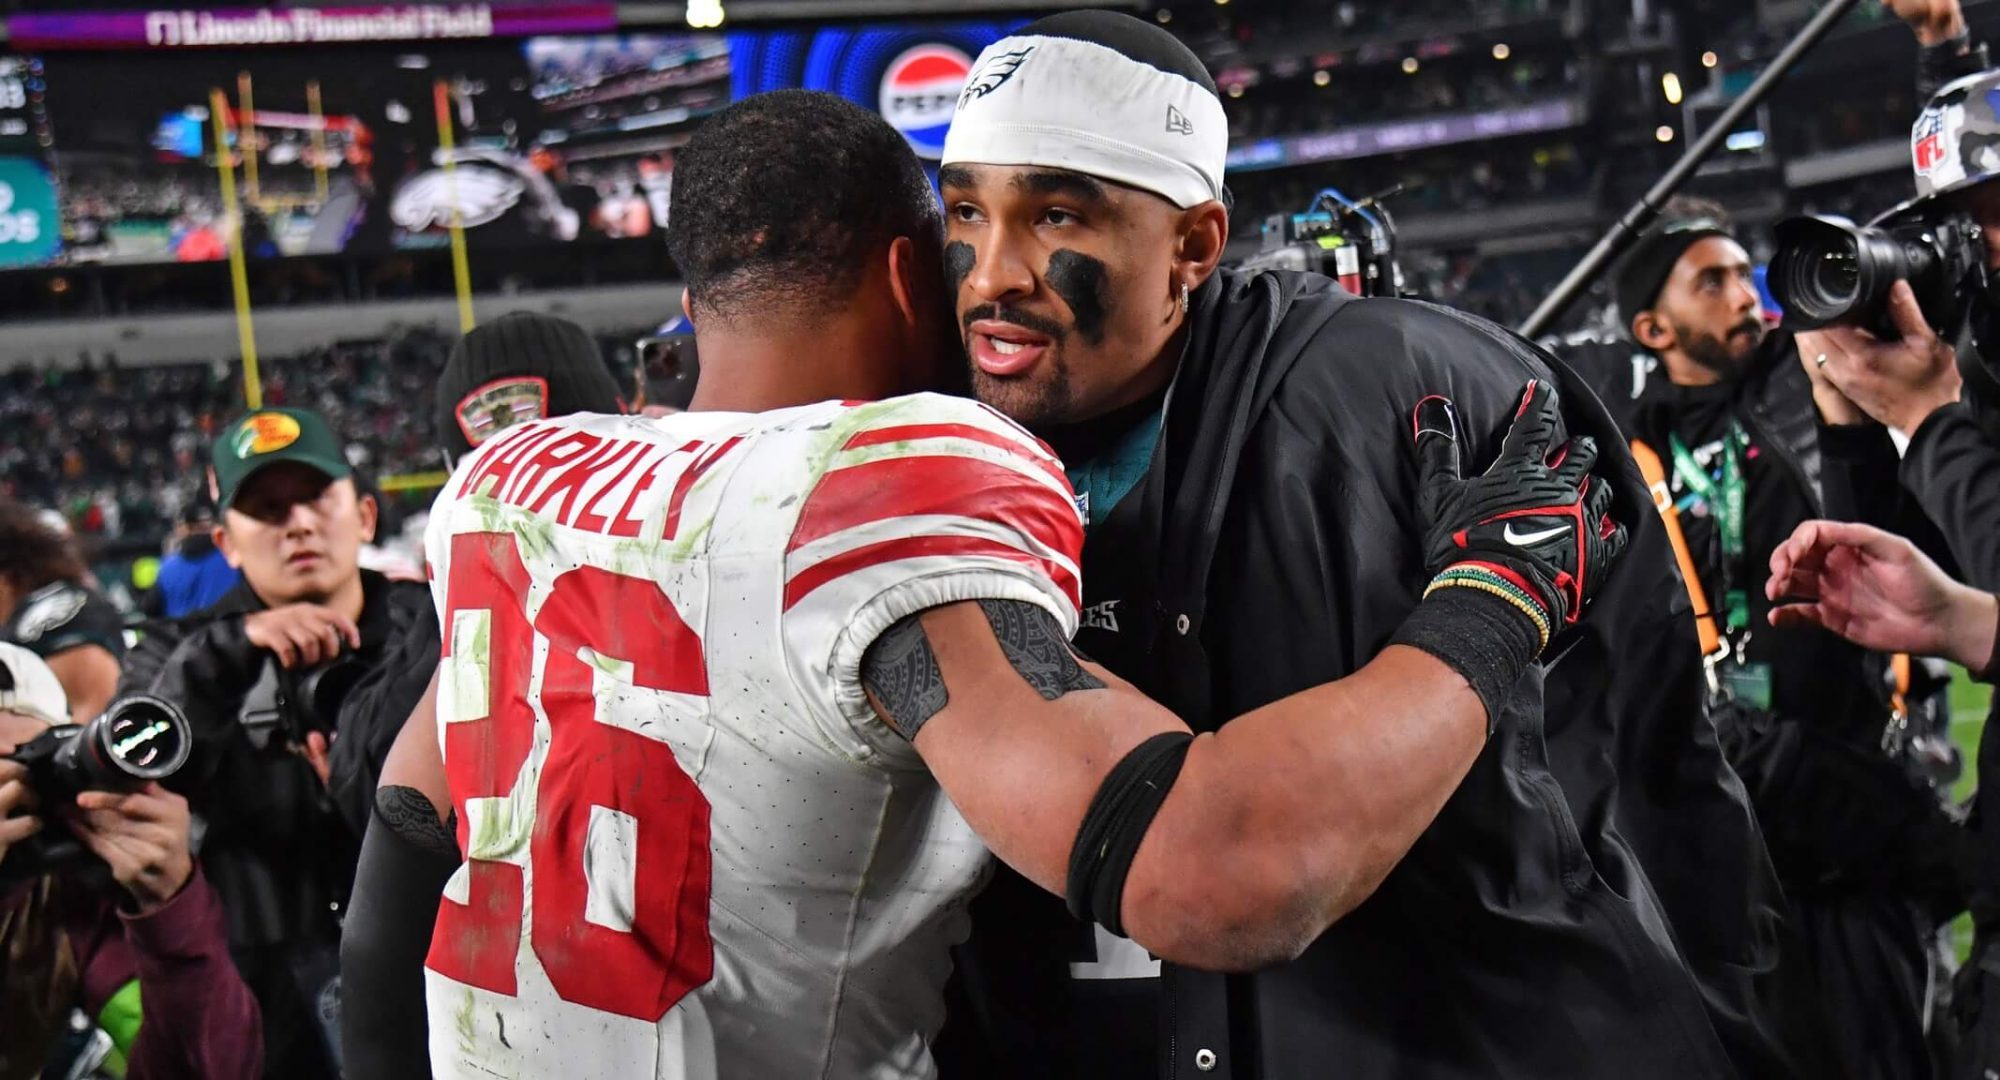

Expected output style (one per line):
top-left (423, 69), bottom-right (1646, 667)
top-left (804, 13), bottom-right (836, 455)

top-left (687, 0), bottom-right (725, 29)
top-left (1401, 57), bottom-right (1419, 74)
top-left (1226, 83), bottom-right (1244, 98)
top-left (1655, 124), bottom-right (1675, 143)
top-left (1492, 43), bottom-right (1511, 61)
top-left (1156, 8), bottom-right (1172, 23)
top-left (1701, 50), bottom-right (1719, 68)
top-left (1662, 71), bottom-right (1683, 105)
top-left (1313, 69), bottom-right (1331, 87)
top-left (1215, 0), bottom-right (1229, 6)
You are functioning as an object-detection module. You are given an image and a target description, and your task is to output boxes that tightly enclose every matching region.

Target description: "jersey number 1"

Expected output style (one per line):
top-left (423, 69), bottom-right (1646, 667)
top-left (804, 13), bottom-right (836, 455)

top-left (427, 531), bottom-right (714, 1021)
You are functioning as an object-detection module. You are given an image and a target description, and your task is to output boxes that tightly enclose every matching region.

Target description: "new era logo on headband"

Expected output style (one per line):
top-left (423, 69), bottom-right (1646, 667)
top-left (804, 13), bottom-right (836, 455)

top-left (958, 46), bottom-right (1035, 110)
top-left (1165, 105), bottom-right (1193, 135)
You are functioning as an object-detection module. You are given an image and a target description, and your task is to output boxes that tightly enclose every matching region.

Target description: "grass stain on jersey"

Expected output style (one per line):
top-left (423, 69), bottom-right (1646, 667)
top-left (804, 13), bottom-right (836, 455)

top-left (453, 990), bottom-right (478, 1058)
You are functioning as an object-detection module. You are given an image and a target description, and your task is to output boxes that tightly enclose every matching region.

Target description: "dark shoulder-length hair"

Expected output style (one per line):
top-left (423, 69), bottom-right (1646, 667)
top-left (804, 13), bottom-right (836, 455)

top-left (0, 500), bottom-right (86, 592)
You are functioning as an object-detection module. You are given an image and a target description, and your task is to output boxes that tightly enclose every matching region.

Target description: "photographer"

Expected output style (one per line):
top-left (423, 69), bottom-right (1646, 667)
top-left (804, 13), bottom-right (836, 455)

top-left (1792, 0), bottom-right (2000, 594)
top-left (0, 643), bottom-right (259, 1080)
top-left (119, 407), bottom-right (428, 1080)
top-left (1783, 12), bottom-right (2000, 1070)
top-left (1609, 200), bottom-right (1961, 1078)
top-left (0, 500), bottom-right (125, 724)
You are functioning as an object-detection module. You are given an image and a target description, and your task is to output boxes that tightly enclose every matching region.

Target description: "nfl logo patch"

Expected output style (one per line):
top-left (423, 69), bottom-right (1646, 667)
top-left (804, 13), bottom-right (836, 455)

top-left (1914, 109), bottom-right (1950, 175)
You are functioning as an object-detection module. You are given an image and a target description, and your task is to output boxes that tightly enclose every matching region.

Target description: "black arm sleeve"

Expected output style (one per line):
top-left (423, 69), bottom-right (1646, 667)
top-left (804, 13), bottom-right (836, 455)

top-left (339, 785), bottom-right (459, 1080)
top-left (1919, 32), bottom-right (1991, 99)
top-left (1900, 403), bottom-right (2000, 593)
top-left (1817, 420), bottom-right (1958, 569)
top-left (329, 615), bottom-right (443, 838)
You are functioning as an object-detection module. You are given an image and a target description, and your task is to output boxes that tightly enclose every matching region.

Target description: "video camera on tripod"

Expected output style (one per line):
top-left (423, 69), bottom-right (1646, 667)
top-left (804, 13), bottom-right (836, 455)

top-left (1234, 185), bottom-right (1406, 298)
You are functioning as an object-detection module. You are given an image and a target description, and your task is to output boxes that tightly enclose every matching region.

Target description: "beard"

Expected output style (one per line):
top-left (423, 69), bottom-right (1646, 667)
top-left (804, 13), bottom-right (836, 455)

top-left (1674, 315), bottom-right (1765, 378)
top-left (967, 348), bottom-right (1077, 429)
top-left (961, 303), bottom-right (1079, 428)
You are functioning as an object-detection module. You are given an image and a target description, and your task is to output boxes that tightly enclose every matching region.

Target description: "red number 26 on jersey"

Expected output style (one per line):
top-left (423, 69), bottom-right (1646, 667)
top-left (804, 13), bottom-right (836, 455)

top-left (427, 531), bottom-right (714, 1022)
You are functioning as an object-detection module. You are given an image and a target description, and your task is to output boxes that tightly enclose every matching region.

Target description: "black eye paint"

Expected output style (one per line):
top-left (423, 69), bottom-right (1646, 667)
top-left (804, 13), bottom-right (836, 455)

top-left (1045, 248), bottom-right (1111, 346)
top-left (944, 241), bottom-right (976, 297)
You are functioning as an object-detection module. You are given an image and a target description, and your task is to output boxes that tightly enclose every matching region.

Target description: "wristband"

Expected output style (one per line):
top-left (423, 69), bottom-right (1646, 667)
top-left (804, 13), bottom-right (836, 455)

top-left (1423, 562), bottom-right (1553, 653)
top-left (1391, 575), bottom-right (1544, 735)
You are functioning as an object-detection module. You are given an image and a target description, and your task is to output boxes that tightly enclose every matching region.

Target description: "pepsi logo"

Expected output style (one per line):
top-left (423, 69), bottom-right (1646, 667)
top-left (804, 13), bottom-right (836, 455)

top-left (880, 44), bottom-right (972, 159)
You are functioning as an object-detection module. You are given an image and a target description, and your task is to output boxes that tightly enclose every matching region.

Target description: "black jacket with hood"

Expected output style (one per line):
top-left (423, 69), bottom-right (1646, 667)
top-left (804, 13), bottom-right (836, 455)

top-left (116, 569), bottom-right (429, 1078)
top-left (939, 267), bottom-right (1822, 1080)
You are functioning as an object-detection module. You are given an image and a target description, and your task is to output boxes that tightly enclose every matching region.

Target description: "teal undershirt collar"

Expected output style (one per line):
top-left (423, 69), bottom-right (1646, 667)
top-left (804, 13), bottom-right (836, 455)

top-left (1066, 405), bottom-right (1163, 527)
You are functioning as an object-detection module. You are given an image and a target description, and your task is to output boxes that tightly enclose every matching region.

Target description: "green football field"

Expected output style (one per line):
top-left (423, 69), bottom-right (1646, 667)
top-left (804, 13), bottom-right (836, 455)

top-left (1948, 670), bottom-right (1993, 961)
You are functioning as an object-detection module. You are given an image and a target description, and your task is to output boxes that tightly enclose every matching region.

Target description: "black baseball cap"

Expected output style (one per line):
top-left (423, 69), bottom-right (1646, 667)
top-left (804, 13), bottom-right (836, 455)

top-left (1615, 216), bottom-right (1737, 326)
top-left (210, 408), bottom-right (352, 509)
top-left (435, 312), bottom-right (624, 460)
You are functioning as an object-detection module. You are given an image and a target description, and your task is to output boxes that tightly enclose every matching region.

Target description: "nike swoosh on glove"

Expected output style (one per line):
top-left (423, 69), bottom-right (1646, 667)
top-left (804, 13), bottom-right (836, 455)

top-left (1413, 379), bottom-right (1629, 652)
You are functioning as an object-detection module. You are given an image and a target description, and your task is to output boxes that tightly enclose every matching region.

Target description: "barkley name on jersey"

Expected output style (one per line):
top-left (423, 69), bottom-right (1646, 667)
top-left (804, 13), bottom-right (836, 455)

top-left (421, 393), bottom-right (1083, 1080)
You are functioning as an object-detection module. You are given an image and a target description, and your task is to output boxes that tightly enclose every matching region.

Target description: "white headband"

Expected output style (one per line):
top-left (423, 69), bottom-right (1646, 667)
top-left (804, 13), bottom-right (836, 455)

top-left (941, 34), bottom-right (1228, 209)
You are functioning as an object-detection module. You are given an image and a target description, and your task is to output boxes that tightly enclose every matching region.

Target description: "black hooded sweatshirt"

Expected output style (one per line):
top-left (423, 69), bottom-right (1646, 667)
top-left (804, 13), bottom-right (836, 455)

top-left (938, 267), bottom-right (1824, 1080)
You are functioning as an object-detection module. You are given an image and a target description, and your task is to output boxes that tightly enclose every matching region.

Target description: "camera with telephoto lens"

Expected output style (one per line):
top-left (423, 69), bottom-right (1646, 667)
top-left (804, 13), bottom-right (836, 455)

top-left (1768, 203), bottom-right (1986, 338)
top-left (1, 695), bottom-right (192, 881)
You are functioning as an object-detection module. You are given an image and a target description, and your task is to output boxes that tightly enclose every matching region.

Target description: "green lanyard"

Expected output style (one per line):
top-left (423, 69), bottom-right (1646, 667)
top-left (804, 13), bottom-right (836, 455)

top-left (1667, 425), bottom-right (1750, 632)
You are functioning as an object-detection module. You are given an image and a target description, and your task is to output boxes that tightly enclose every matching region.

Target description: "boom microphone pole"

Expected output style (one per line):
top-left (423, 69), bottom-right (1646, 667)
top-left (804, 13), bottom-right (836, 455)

top-left (1517, 0), bottom-right (1866, 340)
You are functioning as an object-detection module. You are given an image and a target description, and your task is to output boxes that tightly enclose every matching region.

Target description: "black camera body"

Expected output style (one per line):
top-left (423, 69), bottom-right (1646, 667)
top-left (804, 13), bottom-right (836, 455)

top-left (1, 695), bottom-right (192, 880)
top-left (239, 653), bottom-right (364, 754)
top-left (1769, 204), bottom-right (1986, 339)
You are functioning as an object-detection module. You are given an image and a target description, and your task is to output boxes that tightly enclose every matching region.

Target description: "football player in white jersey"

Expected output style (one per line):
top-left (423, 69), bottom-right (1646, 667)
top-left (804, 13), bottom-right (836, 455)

top-left (359, 90), bottom-right (1629, 1079)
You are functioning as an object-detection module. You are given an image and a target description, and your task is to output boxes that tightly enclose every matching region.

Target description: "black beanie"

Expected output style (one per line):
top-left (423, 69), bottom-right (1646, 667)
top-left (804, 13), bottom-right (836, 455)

top-left (435, 311), bottom-right (624, 460)
top-left (1613, 217), bottom-right (1736, 331)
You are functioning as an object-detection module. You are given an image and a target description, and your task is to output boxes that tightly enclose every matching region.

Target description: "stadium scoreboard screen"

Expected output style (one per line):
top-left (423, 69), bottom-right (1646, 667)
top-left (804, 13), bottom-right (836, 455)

top-left (0, 7), bottom-right (1020, 269)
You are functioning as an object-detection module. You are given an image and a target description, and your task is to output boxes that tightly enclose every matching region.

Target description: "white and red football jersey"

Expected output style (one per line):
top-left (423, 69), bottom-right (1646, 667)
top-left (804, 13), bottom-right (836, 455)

top-left (421, 393), bottom-right (1083, 1079)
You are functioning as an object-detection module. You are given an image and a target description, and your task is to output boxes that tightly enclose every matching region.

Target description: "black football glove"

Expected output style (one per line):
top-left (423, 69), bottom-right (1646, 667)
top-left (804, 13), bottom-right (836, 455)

top-left (1391, 379), bottom-right (1631, 734)
top-left (1413, 378), bottom-right (1628, 645)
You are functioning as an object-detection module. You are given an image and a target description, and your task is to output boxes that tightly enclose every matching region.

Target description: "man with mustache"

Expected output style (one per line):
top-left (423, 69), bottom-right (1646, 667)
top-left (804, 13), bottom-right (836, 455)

top-left (1614, 199), bottom-right (1958, 1078)
top-left (383, 89), bottom-right (1630, 1080)
top-left (935, 12), bottom-right (1821, 1080)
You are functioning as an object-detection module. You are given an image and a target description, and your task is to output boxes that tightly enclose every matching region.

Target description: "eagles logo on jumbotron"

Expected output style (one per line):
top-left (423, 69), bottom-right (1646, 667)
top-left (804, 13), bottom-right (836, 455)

top-left (957, 46), bottom-right (1036, 111)
top-left (880, 44), bottom-right (973, 160)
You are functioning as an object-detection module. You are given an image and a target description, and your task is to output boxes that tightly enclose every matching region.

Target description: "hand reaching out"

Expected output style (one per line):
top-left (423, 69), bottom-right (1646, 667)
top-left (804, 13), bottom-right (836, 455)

top-left (1766, 519), bottom-right (1997, 672)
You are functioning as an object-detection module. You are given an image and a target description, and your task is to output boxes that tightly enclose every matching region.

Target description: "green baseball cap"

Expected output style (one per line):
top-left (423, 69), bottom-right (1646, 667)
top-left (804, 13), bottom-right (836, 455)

top-left (210, 407), bottom-right (352, 509)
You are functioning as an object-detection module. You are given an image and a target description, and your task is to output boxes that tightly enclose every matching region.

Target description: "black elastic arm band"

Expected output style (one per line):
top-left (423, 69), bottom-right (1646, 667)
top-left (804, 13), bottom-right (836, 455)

top-left (1065, 730), bottom-right (1196, 937)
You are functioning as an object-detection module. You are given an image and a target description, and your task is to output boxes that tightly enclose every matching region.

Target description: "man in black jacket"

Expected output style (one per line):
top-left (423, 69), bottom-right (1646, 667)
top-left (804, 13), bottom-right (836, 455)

top-left (934, 11), bottom-right (1819, 1078)
top-left (1799, 40), bottom-right (2000, 1074)
top-left (118, 406), bottom-right (428, 1079)
top-left (1611, 202), bottom-right (1960, 1078)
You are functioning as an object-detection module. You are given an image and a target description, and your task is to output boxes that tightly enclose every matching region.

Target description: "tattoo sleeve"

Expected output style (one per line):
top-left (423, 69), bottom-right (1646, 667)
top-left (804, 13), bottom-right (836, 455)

top-left (861, 614), bottom-right (951, 740)
top-left (977, 599), bottom-right (1105, 700)
top-left (860, 599), bottom-right (1104, 741)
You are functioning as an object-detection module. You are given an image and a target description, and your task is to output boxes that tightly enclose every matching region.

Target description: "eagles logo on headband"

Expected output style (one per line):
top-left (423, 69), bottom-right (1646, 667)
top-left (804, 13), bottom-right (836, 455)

top-left (942, 29), bottom-right (1228, 210)
top-left (959, 46), bottom-right (1036, 108)
top-left (455, 376), bottom-right (551, 449)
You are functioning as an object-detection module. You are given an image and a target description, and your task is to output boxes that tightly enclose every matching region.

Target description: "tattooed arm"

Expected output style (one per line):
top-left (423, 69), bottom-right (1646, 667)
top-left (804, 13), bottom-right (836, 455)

top-left (863, 599), bottom-right (1485, 972)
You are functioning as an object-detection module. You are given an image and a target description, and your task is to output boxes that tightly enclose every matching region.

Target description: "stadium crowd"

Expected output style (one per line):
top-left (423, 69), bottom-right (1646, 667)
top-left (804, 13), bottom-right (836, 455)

top-left (2, 3), bottom-right (2000, 1080)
